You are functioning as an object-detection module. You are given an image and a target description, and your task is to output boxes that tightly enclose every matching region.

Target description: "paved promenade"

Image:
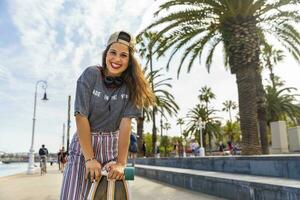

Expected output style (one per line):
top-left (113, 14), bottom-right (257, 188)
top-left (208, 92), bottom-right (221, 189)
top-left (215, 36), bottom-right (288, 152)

top-left (0, 165), bottom-right (224, 200)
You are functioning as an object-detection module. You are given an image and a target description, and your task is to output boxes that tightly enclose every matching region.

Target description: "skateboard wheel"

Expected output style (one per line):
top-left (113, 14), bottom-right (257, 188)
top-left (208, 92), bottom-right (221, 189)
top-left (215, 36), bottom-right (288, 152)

top-left (124, 167), bottom-right (134, 180)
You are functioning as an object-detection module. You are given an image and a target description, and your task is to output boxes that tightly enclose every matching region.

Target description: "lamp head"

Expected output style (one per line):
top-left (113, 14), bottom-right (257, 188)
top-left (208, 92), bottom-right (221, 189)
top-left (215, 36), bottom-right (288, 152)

top-left (42, 92), bottom-right (48, 101)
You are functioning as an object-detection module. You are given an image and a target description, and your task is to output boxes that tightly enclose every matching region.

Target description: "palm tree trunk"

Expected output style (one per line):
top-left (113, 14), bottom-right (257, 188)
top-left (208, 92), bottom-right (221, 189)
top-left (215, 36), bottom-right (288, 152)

top-left (221, 18), bottom-right (262, 155)
top-left (149, 48), bottom-right (158, 155)
top-left (255, 67), bottom-right (269, 154)
top-left (152, 107), bottom-right (157, 154)
top-left (268, 64), bottom-right (276, 89)
top-left (203, 130), bottom-right (207, 148)
top-left (236, 66), bottom-right (262, 155)
top-left (136, 116), bottom-right (144, 157)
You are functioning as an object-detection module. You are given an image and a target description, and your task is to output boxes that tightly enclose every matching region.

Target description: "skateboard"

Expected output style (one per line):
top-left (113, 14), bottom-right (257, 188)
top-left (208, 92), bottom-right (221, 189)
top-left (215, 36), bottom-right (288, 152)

top-left (86, 163), bottom-right (134, 200)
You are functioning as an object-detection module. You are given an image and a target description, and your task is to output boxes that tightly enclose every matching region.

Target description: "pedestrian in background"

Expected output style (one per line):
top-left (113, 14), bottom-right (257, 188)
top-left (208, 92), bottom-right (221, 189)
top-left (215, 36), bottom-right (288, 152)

top-left (128, 132), bottom-right (138, 166)
top-left (58, 147), bottom-right (67, 173)
top-left (38, 144), bottom-right (49, 173)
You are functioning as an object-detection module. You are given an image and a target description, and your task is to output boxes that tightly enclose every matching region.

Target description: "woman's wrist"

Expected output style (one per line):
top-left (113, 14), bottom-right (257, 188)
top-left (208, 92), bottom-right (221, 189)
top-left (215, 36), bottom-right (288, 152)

top-left (85, 157), bottom-right (96, 164)
top-left (116, 162), bottom-right (126, 167)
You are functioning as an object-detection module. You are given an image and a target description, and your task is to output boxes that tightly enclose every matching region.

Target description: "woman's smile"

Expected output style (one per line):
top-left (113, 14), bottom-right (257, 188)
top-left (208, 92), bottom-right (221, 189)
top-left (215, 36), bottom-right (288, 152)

top-left (111, 62), bottom-right (122, 69)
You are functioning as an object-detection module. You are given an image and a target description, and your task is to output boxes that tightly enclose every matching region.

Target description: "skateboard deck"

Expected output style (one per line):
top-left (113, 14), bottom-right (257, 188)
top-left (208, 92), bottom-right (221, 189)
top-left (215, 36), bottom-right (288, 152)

top-left (86, 176), bottom-right (129, 200)
top-left (86, 165), bottom-right (134, 200)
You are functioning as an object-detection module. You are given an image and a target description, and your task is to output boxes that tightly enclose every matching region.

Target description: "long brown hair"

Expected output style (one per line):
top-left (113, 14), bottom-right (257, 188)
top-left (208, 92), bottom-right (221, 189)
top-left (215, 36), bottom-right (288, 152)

top-left (102, 45), bottom-right (155, 108)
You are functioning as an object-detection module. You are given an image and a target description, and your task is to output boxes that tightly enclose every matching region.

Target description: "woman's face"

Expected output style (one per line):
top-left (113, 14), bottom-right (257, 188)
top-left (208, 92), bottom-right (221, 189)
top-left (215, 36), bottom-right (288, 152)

top-left (105, 42), bottom-right (129, 77)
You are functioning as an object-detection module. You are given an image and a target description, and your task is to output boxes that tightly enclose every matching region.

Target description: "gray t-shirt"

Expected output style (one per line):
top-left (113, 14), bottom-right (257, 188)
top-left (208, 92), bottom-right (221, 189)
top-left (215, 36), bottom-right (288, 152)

top-left (74, 66), bottom-right (142, 132)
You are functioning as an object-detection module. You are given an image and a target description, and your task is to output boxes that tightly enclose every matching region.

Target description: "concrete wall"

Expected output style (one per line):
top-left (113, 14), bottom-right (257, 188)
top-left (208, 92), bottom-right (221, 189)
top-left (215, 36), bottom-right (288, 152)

top-left (288, 126), bottom-right (300, 152)
top-left (270, 121), bottom-right (289, 153)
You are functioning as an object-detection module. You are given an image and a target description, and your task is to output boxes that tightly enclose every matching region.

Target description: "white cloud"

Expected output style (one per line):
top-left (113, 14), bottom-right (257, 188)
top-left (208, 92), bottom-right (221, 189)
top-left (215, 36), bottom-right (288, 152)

top-left (0, 0), bottom-right (159, 152)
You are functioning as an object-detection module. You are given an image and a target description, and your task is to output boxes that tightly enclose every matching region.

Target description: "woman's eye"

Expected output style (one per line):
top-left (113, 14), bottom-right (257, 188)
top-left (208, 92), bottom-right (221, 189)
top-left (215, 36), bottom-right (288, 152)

top-left (109, 51), bottom-right (116, 55)
top-left (121, 54), bottom-right (128, 58)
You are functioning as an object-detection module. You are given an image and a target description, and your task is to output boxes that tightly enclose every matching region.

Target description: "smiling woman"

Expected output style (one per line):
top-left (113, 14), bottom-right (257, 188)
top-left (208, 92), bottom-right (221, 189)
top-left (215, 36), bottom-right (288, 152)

top-left (59, 31), bottom-right (155, 200)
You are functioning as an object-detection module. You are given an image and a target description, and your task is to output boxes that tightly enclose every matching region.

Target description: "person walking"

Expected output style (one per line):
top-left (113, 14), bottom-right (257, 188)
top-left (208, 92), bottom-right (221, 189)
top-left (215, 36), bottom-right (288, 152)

top-left (128, 132), bottom-right (138, 166)
top-left (38, 144), bottom-right (49, 173)
top-left (60, 30), bottom-right (155, 200)
top-left (58, 147), bottom-right (67, 173)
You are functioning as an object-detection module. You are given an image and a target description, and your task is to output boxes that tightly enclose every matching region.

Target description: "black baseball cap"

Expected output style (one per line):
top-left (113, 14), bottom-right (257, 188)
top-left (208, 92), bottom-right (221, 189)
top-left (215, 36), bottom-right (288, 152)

top-left (107, 31), bottom-right (135, 50)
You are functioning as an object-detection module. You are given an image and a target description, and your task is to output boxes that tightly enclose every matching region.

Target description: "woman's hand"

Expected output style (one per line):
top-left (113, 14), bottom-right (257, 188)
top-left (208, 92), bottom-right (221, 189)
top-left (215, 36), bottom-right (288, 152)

top-left (85, 159), bottom-right (101, 182)
top-left (105, 162), bottom-right (125, 180)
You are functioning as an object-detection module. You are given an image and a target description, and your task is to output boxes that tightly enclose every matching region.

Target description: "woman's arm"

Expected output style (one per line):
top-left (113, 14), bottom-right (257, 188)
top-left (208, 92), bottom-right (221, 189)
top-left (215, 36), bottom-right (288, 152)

top-left (76, 115), bottom-right (101, 181)
top-left (107, 117), bottom-right (131, 180)
top-left (117, 117), bottom-right (131, 166)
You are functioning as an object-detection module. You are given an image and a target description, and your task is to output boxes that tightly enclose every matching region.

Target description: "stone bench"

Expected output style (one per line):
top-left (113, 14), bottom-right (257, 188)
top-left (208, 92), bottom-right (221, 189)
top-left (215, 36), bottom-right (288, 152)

top-left (134, 155), bottom-right (300, 180)
top-left (135, 164), bottom-right (300, 200)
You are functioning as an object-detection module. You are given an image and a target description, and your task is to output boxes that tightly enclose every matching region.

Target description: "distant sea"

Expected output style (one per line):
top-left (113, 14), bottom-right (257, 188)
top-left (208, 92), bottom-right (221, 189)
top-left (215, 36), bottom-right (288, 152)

top-left (0, 162), bottom-right (34, 177)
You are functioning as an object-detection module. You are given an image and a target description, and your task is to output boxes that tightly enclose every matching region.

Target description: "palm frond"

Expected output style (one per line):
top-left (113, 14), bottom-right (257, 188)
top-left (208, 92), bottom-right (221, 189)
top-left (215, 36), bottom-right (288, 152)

top-left (259, 10), bottom-right (300, 24)
top-left (154, 0), bottom-right (223, 16)
top-left (256, 0), bottom-right (300, 17)
top-left (155, 26), bottom-right (209, 58)
top-left (205, 37), bottom-right (222, 72)
top-left (176, 28), bottom-right (219, 77)
top-left (273, 24), bottom-right (300, 61)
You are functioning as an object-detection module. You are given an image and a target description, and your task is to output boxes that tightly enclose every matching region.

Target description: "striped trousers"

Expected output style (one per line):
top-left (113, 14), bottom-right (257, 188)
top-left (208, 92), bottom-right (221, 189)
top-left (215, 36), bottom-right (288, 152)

top-left (60, 132), bottom-right (119, 200)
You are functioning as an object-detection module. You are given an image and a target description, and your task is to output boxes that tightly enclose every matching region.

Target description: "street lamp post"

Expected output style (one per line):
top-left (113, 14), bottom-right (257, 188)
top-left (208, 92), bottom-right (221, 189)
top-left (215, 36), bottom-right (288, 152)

top-left (182, 139), bottom-right (186, 158)
top-left (27, 80), bottom-right (48, 174)
top-left (198, 119), bottom-right (206, 157)
top-left (62, 123), bottom-right (65, 148)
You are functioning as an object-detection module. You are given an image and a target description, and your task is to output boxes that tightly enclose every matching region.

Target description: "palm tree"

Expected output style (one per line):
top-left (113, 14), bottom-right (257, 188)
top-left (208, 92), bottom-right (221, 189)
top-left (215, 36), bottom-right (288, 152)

top-left (255, 65), bottom-right (269, 154)
top-left (140, 0), bottom-right (300, 155)
top-left (262, 46), bottom-right (299, 125)
top-left (160, 135), bottom-right (171, 157)
top-left (199, 86), bottom-right (216, 109)
top-left (163, 122), bottom-right (171, 135)
top-left (136, 69), bottom-right (179, 154)
top-left (150, 69), bottom-right (179, 150)
top-left (255, 45), bottom-right (285, 154)
top-left (137, 32), bottom-right (179, 154)
top-left (176, 118), bottom-right (185, 137)
top-left (206, 120), bottom-right (222, 153)
top-left (266, 77), bottom-right (300, 126)
top-left (222, 121), bottom-right (241, 143)
top-left (262, 45), bottom-right (285, 89)
top-left (136, 31), bottom-right (158, 154)
top-left (160, 113), bottom-right (164, 137)
top-left (222, 100), bottom-right (238, 122)
top-left (198, 86), bottom-right (217, 152)
top-left (185, 104), bottom-right (219, 151)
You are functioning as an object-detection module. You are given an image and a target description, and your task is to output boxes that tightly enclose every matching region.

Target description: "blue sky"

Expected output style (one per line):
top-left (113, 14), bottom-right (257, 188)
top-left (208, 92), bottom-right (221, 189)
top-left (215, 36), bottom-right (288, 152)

top-left (1, 0), bottom-right (300, 153)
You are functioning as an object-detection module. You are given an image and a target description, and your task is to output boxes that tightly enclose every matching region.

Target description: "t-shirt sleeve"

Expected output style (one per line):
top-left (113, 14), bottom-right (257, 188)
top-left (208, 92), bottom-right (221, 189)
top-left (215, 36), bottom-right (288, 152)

top-left (122, 99), bottom-right (142, 119)
top-left (74, 66), bottom-right (98, 117)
